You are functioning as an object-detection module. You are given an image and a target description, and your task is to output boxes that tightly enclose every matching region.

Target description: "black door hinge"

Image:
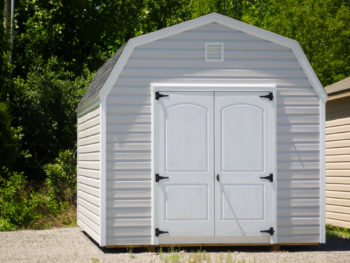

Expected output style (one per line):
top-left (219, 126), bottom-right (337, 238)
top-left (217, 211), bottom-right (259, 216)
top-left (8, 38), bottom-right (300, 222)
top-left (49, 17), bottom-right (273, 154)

top-left (260, 173), bottom-right (273, 182)
top-left (260, 227), bottom-right (274, 235)
top-left (155, 91), bottom-right (169, 100)
top-left (155, 174), bottom-right (169, 182)
top-left (155, 228), bottom-right (169, 236)
top-left (260, 92), bottom-right (273, 101)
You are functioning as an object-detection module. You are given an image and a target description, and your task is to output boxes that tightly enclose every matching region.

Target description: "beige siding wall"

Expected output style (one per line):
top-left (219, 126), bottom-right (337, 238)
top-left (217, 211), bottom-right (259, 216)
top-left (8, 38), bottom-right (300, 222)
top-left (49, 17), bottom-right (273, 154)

top-left (77, 105), bottom-right (101, 242)
top-left (326, 96), bottom-right (350, 229)
top-left (106, 22), bottom-right (321, 245)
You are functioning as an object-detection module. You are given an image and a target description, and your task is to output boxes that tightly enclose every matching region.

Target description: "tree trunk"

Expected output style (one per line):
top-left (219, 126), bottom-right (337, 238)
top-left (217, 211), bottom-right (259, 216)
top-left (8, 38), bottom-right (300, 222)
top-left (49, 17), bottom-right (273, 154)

top-left (4, 0), bottom-right (11, 32)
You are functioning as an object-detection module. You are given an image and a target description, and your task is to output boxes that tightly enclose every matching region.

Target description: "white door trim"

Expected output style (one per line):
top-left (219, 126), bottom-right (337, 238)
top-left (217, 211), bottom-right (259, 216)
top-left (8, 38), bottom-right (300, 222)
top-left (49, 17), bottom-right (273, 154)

top-left (151, 83), bottom-right (277, 245)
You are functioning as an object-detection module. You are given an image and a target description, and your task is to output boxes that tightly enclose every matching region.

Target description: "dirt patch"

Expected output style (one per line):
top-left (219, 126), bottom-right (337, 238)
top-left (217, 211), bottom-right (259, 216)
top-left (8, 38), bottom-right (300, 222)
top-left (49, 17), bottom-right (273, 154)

top-left (0, 227), bottom-right (349, 263)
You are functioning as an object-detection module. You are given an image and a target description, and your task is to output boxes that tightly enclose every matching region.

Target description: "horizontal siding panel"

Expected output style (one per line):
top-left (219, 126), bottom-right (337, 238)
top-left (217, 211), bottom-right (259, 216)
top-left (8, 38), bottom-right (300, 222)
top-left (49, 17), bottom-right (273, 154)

top-left (107, 171), bottom-right (150, 181)
top-left (79, 152), bottom-right (100, 161)
top-left (277, 152), bottom-right (319, 161)
top-left (278, 235), bottom-right (319, 243)
top-left (78, 106), bottom-right (100, 125)
top-left (107, 95), bottom-right (150, 105)
top-left (78, 160), bottom-right (100, 170)
top-left (132, 48), bottom-right (295, 60)
top-left (106, 237), bottom-right (151, 245)
top-left (78, 143), bottom-right (100, 153)
top-left (277, 115), bottom-right (319, 125)
top-left (278, 217), bottom-right (319, 226)
top-left (277, 133), bottom-right (319, 143)
top-left (78, 168), bottom-right (100, 179)
top-left (106, 188), bottom-right (151, 199)
top-left (278, 198), bottom-right (319, 207)
top-left (78, 183), bottom-right (100, 198)
top-left (107, 143), bottom-right (151, 152)
top-left (125, 59), bottom-right (301, 70)
top-left (277, 143), bottom-right (319, 152)
top-left (107, 152), bottom-right (150, 161)
top-left (78, 134), bottom-right (100, 146)
top-left (277, 87), bottom-right (315, 97)
top-left (278, 190), bottom-right (319, 198)
top-left (326, 177), bottom-right (350, 184)
top-left (106, 207), bottom-right (151, 218)
top-left (277, 170), bottom-right (320, 180)
top-left (78, 125), bottom-right (100, 139)
top-left (78, 190), bottom-right (100, 207)
top-left (326, 184), bottom-right (350, 191)
top-left (107, 161), bottom-right (151, 170)
top-left (107, 104), bottom-right (151, 114)
top-left (110, 86), bottom-right (149, 96)
top-left (106, 219), bottom-right (151, 228)
top-left (326, 117), bottom-right (350, 128)
top-left (326, 162), bottom-right (350, 169)
top-left (78, 205), bottom-right (100, 226)
top-left (326, 154), bottom-right (350, 162)
top-left (326, 218), bottom-right (350, 229)
top-left (278, 207), bottom-right (320, 217)
top-left (168, 30), bottom-right (260, 40)
top-left (107, 199), bottom-right (150, 208)
top-left (78, 175), bottom-right (100, 188)
top-left (277, 97), bottom-right (319, 106)
top-left (326, 191), bottom-right (350, 199)
top-left (107, 132), bottom-right (151, 142)
top-left (326, 170), bottom-right (350, 177)
top-left (326, 198), bottom-right (350, 207)
top-left (326, 124), bottom-right (350, 135)
top-left (277, 106), bottom-right (319, 115)
top-left (107, 124), bottom-right (151, 133)
top-left (326, 211), bottom-right (350, 222)
top-left (106, 181), bottom-right (151, 190)
top-left (107, 114), bottom-right (151, 124)
top-left (278, 161), bottom-right (319, 170)
top-left (106, 226), bottom-right (151, 237)
top-left (278, 180), bottom-right (319, 189)
top-left (277, 124), bottom-right (319, 134)
top-left (278, 226), bottom-right (319, 235)
top-left (78, 115), bottom-right (100, 132)
top-left (142, 39), bottom-right (288, 50)
top-left (326, 140), bottom-right (350, 149)
top-left (326, 132), bottom-right (350, 142)
top-left (327, 205), bottom-right (350, 214)
top-left (79, 197), bottom-right (100, 216)
top-left (326, 147), bottom-right (350, 155)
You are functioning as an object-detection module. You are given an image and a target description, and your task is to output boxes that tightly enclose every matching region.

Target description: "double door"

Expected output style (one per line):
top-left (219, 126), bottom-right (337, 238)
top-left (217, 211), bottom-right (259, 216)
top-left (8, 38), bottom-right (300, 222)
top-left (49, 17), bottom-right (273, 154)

top-left (155, 91), bottom-right (275, 241)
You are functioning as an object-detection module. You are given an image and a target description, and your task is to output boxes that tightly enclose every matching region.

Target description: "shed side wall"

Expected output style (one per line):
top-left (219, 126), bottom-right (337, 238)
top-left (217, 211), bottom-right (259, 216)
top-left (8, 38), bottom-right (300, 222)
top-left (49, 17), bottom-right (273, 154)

top-left (77, 105), bottom-right (101, 243)
top-left (105, 22), bottom-right (321, 245)
top-left (326, 96), bottom-right (350, 228)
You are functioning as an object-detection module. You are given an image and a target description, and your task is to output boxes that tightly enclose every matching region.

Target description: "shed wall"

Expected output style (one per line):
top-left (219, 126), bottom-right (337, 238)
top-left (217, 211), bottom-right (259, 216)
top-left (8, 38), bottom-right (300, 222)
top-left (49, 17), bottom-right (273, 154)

top-left (77, 105), bottom-right (101, 242)
top-left (105, 22), bottom-right (321, 245)
top-left (326, 96), bottom-right (350, 228)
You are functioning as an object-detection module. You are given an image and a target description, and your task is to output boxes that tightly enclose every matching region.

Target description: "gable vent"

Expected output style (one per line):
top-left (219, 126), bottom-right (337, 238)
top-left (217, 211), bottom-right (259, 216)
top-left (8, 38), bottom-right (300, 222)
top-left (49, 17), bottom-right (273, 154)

top-left (205, 42), bottom-right (224, 61)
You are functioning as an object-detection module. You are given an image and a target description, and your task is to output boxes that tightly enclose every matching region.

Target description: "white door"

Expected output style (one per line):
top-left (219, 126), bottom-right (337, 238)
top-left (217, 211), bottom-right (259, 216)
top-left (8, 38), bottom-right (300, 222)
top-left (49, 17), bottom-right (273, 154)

top-left (215, 92), bottom-right (275, 237)
top-left (157, 92), bottom-right (214, 238)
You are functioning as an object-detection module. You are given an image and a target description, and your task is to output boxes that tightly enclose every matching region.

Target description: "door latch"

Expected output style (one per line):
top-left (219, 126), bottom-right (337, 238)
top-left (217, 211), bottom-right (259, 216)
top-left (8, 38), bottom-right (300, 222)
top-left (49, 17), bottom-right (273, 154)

top-left (260, 173), bottom-right (273, 182)
top-left (260, 227), bottom-right (274, 235)
top-left (155, 174), bottom-right (169, 182)
top-left (259, 92), bottom-right (273, 101)
top-left (155, 228), bottom-right (169, 236)
top-left (216, 174), bottom-right (220, 182)
top-left (155, 92), bottom-right (169, 100)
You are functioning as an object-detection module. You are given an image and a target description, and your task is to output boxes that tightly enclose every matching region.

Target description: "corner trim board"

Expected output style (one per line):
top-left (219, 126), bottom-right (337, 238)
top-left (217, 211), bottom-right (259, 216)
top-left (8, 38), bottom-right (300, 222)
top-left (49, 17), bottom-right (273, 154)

top-left (100, 98), bottom-right (107, 246)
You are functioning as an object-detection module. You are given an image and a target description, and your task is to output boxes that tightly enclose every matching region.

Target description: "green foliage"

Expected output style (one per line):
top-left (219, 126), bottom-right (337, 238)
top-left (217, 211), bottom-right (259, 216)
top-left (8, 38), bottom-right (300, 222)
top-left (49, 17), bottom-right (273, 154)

top-left (44, 150), bottom-right (77, 204)
top-left (326, 224), bottom-right (350, 239)
top-left (0, 168), bottom-right (41, 231)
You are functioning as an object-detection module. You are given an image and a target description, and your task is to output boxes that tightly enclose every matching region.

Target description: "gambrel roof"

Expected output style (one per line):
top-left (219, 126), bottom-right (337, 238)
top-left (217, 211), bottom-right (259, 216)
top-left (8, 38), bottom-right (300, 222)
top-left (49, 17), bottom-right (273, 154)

top-left (77, 12), bottom-right (327, 111)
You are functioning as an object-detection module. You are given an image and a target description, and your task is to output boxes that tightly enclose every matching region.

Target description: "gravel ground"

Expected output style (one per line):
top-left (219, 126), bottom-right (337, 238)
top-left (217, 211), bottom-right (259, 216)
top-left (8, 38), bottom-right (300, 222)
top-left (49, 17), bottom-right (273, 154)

top-left (0, 227), bottom-right (349, 263)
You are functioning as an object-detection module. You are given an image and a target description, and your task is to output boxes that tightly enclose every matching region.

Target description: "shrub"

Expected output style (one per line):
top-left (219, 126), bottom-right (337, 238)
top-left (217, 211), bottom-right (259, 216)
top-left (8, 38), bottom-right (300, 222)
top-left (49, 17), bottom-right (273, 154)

top-left (0, 168), bottom-right (41, 231)
top-left (44, 149), bottom-right (77, 205)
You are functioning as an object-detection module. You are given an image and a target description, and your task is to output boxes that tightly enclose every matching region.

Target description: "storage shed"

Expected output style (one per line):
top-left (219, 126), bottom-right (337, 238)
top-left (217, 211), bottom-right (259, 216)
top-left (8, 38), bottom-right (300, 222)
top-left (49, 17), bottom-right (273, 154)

top-left (76, 13), bottom-right (327, 247)
top-left (325, 77), bottom-right (350, 229)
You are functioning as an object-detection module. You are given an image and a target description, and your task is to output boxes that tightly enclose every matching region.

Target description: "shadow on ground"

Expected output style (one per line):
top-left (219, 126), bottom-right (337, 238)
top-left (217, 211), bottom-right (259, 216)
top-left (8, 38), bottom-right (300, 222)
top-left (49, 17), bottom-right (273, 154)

top-left (82, 231), bottom-right (350, 254)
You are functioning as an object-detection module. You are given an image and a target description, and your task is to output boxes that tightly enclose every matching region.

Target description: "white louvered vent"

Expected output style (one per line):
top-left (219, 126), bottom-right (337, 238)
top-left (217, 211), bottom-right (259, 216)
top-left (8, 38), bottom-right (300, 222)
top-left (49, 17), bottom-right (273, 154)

top-left (205, 42), bottom-right (224, 61)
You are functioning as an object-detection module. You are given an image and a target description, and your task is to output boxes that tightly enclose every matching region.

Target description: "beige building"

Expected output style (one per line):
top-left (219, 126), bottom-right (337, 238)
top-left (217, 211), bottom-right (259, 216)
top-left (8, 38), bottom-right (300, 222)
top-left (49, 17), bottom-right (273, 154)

top-left (326, 77), bottom-right (350, 229)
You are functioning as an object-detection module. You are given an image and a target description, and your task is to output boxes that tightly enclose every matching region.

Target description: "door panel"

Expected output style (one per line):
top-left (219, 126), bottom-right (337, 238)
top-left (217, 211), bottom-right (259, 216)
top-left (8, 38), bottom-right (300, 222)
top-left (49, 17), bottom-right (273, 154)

top-left (215, 92), bottom-right (275, 237)
top-left (157, 92), bottom-right (214, 237)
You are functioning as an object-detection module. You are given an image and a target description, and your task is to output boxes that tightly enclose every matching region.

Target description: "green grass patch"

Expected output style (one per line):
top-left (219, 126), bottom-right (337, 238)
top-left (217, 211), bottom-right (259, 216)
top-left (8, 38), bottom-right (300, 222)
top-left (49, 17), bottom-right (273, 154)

top-left (326, 224), bottom-right (350, 239)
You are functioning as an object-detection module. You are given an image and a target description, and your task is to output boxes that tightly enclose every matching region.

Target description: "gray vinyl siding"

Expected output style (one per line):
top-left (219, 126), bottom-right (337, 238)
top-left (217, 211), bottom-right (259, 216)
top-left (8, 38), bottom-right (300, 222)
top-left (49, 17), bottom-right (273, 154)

top-left (77, 105), bottom-right (101, 243)
top-left (106, 22), bottom-right (321, 245)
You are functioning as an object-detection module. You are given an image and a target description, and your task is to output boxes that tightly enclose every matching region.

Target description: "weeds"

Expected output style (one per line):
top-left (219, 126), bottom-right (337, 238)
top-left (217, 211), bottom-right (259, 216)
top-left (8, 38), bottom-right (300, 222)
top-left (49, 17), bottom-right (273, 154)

top-left (326, 224), bottom-right (350, 239)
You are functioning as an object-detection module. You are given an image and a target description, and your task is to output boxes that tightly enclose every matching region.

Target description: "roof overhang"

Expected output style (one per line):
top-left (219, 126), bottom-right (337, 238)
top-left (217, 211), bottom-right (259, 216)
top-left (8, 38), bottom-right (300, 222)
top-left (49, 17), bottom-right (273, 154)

top-left (99, 12), bottom-right (327, 103)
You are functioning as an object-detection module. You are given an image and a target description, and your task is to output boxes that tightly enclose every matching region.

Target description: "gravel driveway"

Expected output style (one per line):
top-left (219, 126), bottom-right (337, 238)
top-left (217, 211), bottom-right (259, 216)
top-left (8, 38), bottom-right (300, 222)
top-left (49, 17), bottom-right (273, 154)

top-left (0, 227), bottom-right (349, 263)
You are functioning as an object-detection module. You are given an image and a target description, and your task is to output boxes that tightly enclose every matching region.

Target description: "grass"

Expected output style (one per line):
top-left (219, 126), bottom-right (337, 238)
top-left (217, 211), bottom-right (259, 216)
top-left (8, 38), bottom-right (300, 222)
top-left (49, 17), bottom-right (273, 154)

top-left (326, 224), bottom-right (350, 239)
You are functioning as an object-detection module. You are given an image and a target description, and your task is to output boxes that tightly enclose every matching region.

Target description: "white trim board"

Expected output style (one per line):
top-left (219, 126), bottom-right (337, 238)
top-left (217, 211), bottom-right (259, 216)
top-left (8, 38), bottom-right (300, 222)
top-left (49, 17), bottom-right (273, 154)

top-left (99, 12), bottom-right (326, 103)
